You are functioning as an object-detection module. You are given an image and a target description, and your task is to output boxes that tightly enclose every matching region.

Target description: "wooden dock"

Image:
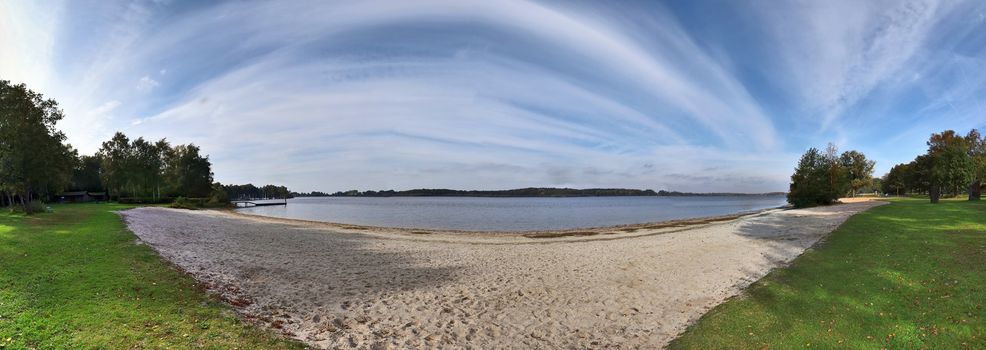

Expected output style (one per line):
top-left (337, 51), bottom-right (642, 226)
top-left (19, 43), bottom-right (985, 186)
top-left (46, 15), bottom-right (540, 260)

top-left (232, 199), bottom-right (288, 208)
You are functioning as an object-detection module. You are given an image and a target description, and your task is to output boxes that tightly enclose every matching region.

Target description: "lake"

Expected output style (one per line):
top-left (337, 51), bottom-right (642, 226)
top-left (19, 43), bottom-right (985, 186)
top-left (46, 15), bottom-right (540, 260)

top-left (236, 195), bottom-right (789, 232)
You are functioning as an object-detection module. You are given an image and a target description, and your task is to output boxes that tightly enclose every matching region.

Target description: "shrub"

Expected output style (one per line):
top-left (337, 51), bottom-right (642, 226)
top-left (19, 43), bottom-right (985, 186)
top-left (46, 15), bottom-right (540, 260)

top-left (168, 197), bottom-right (211, 209)
top-left (169, 197), bottom-right (197, 210)
top-left (206, 183), bottom-right (230, 208)
top-left (29, 200), bottom-right (47, 213)
top-left (205, 197), bottom-right (230, 208)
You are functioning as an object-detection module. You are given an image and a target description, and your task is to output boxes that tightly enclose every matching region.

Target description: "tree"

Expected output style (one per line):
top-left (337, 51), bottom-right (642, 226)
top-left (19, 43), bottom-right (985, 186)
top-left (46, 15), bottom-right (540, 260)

top-left (840, 150), bottom-right (876, 197)
top-left (131, 137), bottom-right (165, 200)
top-left (823, 143), bottom-right (851, 200)
top-left (222, 183), bottom-right (292, 200)
top-left (907, 155), bottom-right (933, 195)
top-left (965, 129), bottom-right (986, 200)
top-left (207, 182), bottom-right (229, 206)
top-left (163, 144), bottom-right (213, 198)
top-left (0, 80), bottom-right (77, 213)
top-left (153, 139), bottom-right (171, 199)
top-left (97, 133), bottom-right (214, 200)
top-left (867, 177), bottom-right (882, 194)
top-left (787, 143), bottom-right (860, 208)
top-left (788, 148), bottom-right (831, 207)
top-left (882, 163), bottom-right (910, 196)
top-left (69, 155), bottom-right (103, 192)
top-left (98, 132), bottom-right (133, 199)
top-left (925, 130), bottom-right (973, 203)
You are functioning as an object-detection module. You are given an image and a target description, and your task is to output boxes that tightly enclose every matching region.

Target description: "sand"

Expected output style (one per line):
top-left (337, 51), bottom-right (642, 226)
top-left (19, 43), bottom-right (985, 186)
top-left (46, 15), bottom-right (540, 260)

top-left (119, 201), bottom-right (885, 349)
top-left (837, 196), bottom-right (884, 203)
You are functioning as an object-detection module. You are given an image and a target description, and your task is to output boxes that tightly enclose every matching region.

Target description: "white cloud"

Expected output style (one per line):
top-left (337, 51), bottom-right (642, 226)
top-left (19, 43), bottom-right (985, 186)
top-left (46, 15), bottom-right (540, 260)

top-left (756, 0), bottom-right (952, 129)
top-left (137, 75), bottom-right (159, 91)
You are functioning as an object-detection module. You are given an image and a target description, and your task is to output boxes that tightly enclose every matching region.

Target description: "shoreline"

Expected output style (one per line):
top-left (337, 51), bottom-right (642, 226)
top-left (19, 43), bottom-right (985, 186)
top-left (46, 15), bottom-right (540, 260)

top-left (222, 204), bottom-right (791, 240)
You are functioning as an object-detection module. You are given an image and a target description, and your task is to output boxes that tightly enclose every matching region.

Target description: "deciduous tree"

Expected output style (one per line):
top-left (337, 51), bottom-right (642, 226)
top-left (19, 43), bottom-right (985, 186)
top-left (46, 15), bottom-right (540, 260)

top-left (925, 130), bottom-right (973, 203)
top-left (840, 150), bottom-right (876, 197)
top-left (882, 163), bottom-right (910, 196)
top-left (965, 129), bottom-right (986, 200)
top-left (0, 80), bottom-right (76, 213)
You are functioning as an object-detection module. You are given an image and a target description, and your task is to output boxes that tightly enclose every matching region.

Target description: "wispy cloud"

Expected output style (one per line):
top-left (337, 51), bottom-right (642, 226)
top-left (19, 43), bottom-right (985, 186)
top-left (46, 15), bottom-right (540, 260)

top-left (86, 100), bottom-right (122, 117)
top-left (1, 0), bottom-right (983, 191)
top-left (754, 0), bottom-right (950, 128)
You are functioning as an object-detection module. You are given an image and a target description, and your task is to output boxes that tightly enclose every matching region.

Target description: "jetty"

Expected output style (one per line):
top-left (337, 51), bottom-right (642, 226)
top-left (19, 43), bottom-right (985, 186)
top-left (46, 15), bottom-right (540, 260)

top-left (232, 199), bottom-right (288, 208)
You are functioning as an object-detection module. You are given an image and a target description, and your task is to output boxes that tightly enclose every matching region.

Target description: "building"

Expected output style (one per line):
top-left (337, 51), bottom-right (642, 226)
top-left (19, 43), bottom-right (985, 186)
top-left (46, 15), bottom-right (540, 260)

top-left (59, 191), bottom-right (108, 203)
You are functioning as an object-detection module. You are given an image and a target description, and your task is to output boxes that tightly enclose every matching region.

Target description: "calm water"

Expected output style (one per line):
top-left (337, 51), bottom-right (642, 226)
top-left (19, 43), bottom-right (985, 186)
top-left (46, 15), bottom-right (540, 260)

top-left (236, 195), bottom-right (788, 232)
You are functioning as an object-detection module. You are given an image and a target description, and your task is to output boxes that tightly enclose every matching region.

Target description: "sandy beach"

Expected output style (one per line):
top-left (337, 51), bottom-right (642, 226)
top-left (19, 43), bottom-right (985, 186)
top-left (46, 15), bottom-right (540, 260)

top-left (120, 201), bottom-right (884, 349)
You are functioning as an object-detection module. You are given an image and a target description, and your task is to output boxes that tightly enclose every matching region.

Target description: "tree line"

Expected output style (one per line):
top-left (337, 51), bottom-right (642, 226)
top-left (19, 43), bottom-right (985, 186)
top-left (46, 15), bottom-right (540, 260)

top-left (655, 190), bottom-right (786, 197)
top-left (881, 129), bottom-right (986, 203)
top-left (223, 183), bottom-right (291, 201)
top-left (1, 80), bottom-right (229, 213)
top-left (95, 132), bottom-right (214, 201)
top-left (787, 144), bottom-right (876, 208)
top-left (292, 191), bottom-right (330, 197)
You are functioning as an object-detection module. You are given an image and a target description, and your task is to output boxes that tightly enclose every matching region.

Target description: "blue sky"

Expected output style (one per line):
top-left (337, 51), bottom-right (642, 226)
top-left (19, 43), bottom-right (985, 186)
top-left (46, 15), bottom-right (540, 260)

top-left (2, 0), bottom-right (985, 192)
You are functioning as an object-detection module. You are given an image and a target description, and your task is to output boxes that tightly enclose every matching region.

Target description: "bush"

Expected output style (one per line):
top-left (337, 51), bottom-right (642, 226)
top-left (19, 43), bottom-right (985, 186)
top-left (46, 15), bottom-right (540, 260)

top-left (7, 200), bottom-right (50, 214)
top-left (168, 197), bottom-right (211, 209)
top-left (169, 197), bottom-right (197, 210)
top-left (29, 200), bottom-right (47, 213)
top-left (206, 183), bottom-right (230, 208)
top-left (205, 197), bottom-right (230, 208)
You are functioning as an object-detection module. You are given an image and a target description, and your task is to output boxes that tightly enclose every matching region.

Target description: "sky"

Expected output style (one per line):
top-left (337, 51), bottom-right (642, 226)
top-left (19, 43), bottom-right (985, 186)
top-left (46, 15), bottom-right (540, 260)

top-left (2, 0), bottom-right (985, 193)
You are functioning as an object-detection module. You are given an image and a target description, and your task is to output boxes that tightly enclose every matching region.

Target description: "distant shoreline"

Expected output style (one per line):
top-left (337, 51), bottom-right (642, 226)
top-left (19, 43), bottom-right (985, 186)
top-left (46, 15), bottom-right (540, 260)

top-left (227, 205), bottom-right (789, 236)
top-left (295, 187), bottom-right (786, 198)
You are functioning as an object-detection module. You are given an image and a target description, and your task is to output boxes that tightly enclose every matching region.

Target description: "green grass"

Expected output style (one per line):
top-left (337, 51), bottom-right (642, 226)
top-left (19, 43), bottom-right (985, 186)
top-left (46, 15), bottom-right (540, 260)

top-left (0, 203), bottom-right (304, 349)
top-left (669, 198), bottom-right (986, 349)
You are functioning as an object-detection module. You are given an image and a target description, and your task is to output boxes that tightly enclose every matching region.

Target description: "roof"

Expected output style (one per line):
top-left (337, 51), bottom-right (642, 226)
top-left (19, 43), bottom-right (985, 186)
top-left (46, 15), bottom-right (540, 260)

top-left (61, 191), bottom-right (87, 196)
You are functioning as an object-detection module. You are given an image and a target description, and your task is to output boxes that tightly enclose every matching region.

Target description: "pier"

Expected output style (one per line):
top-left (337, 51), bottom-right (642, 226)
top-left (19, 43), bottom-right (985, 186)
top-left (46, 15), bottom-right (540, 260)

top-left (232, 199), bottom-right (288, 208)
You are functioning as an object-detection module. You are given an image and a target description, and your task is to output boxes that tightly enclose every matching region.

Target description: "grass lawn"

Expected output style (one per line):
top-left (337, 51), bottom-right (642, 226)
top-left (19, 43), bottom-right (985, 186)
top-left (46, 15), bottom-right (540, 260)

top-left (0, 203), bottom-right (304, 349)
top-left (669, 198), bottom-right (986, 349)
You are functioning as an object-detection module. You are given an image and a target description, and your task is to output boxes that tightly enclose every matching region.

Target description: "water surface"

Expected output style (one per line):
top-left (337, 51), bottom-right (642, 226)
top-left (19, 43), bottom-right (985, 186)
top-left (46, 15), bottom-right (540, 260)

top-left (237, 196), bottom-right (788, 231)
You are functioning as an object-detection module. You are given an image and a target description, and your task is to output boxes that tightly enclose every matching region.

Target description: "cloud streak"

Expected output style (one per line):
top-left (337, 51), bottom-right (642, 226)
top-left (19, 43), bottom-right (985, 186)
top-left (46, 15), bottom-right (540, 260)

top-left (2, 0), bottom-right (984, 192)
